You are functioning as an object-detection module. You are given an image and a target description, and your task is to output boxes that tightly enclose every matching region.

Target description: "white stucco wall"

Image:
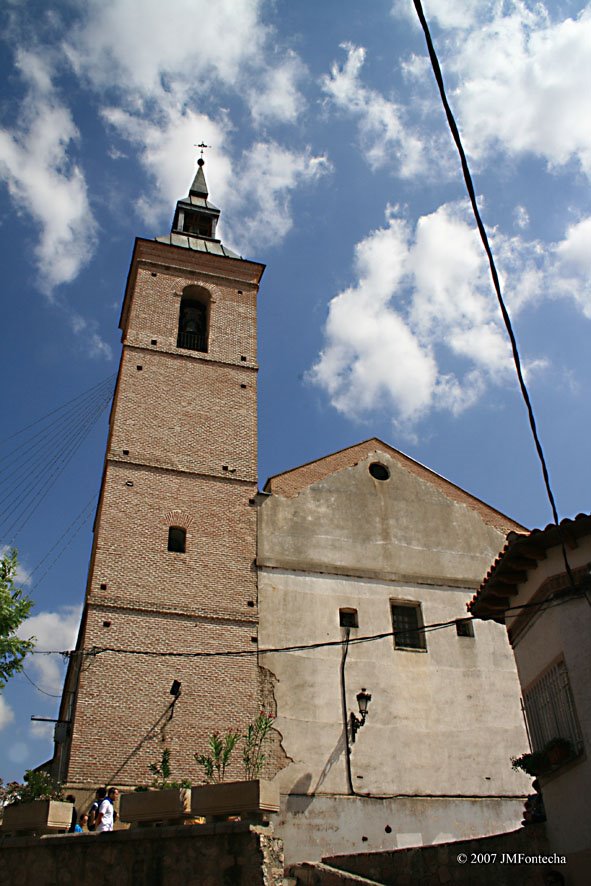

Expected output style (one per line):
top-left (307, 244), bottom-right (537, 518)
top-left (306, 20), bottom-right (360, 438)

top-left (506, 542), bottom-right (591, 859)
top-left (258, 450), bottom-right (529, 861)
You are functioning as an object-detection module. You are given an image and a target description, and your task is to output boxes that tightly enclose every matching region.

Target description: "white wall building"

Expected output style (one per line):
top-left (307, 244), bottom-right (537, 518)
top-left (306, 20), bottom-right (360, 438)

top-left (469, 512), bottom-right (591, 886)
top-left (258, 439), bottom-right (530, 864)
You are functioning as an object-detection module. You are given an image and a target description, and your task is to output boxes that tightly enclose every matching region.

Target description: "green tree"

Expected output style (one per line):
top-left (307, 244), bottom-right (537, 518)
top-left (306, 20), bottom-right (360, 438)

top-left (0, 548), bottom-right (34, 688)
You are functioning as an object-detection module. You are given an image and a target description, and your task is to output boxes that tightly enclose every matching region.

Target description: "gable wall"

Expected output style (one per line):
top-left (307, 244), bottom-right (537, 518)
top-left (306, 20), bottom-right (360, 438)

top-left (259, 451), bottom-right (514, 586)
top-left (257, 448), bottom-right (529, 861)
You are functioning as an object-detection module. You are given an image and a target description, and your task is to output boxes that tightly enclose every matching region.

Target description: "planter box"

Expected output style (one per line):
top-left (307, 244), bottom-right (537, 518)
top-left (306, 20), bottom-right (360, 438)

top-left (1, 799), bottom-right (73, 834)
top-left (119, 788), bottom-right (191, 826)
top-left (191, 779), bottom-right (280, 818)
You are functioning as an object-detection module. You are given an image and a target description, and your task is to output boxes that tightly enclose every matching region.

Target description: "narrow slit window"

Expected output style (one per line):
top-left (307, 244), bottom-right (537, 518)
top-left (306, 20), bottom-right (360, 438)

top-left (168, 526), bottom-right (186, 554)
top-left (391, 602), bottom-right (426, 651)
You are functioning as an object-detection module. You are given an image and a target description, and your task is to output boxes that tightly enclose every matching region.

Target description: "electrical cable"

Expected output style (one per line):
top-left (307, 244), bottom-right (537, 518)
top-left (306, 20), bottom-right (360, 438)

top-left (29, 583), bottom-right (586, 661)
top-left (29, 495), bottom-right (97, 593)
top-left (0, 374), bottom-right (116, 449)
top-left (411, 0), bottom-right (575, 588)
top-left (20, 668), bottom-right (62, 698)
top-left (0, 388), bottom-right (111, 542)
top-left (0, 379), bottom-right (112, 481)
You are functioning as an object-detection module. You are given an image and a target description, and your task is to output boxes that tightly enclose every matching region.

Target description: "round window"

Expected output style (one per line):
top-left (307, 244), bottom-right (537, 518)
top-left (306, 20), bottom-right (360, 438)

top-left (369, 462), bottom-right (390, 481)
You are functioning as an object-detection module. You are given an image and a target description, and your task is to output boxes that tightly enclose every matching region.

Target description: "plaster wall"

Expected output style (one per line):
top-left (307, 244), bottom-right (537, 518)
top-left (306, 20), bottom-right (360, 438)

top-left (258, 452), bottom-right (514, 587)
top-left (276, 794), bottom-right (526, 865)
top-left (506, 541), bottom-right (591, 858)
top-left (258, 450), bottom-right (529, 860)
top-left (259, 568), bottom-right (528, 799)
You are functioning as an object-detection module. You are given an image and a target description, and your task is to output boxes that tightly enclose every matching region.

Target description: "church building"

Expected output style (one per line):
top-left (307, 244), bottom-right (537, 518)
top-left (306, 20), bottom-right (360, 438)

top-left (53, 160), bottom-right (530, 863)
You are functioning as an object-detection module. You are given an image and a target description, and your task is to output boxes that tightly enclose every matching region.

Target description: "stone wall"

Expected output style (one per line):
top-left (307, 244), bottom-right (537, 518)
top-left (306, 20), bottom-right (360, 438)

top-left (292, 825), bottom-right (568, 885)
top-left (0, 822), bottom-right (283, 886)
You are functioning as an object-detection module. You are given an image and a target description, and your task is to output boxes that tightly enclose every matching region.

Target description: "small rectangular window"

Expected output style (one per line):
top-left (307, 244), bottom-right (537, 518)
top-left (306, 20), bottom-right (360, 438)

top-left (168, 526), bottom-right (186, 553)
top-left (339, 608), bottom-right (358, 628)
top-left (456, 618), bottom-right (475, 638)
top-left (391, 602), bottom-right (426, 651)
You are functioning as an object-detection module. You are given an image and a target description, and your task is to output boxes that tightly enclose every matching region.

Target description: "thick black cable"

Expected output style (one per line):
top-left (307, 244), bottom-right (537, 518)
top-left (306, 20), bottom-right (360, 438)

top-left (412, 0), bottom-right (575, 586)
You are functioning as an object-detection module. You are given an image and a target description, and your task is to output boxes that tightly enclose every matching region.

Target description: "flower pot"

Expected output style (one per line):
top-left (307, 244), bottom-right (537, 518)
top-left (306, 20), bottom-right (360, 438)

top-left (191, 779), bottom-right (280, 819)
top-left (1, 799), bottom-right (73, 834)
top-left (119, 788), bottom-right (191, 826)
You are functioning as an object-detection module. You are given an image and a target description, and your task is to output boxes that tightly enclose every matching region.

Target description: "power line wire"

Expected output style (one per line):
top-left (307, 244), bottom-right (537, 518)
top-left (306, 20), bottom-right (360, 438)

top-left (411, 0), bottom-right (576, 588)
top-left (0, 373), bottom-right (116, 449)
top-left (20, 668), bottom-right (63, 698)
top-left (29, 584), bottom-right (585, 661)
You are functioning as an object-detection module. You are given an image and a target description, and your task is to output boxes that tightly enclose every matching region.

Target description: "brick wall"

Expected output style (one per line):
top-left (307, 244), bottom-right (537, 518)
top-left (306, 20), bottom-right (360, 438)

top-left (61, 237), bottom-right (267, 789)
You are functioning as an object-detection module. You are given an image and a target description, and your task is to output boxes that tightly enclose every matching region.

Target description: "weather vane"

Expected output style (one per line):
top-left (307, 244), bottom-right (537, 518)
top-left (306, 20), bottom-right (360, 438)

top-left (194, 142), bottom-right (211, 163)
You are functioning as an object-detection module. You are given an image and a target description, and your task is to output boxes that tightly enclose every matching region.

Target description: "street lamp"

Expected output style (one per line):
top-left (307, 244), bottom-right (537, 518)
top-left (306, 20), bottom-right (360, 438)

top-left (350, 688), bottom-right (372, 744)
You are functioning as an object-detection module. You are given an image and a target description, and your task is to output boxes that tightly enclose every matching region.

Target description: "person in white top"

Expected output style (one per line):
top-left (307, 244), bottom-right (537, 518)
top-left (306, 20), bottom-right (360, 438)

top-left (95, 787), bottom-right (119, 832)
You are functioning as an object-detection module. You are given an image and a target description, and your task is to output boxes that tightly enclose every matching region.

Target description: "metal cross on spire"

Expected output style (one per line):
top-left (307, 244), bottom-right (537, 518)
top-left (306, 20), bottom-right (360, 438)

top-left (194, 142), bottom-right (211, 162)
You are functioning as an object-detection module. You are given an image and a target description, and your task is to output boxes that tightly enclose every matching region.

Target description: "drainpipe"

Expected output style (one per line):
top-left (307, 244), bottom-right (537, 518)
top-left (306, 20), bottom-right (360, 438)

top-left (340, 627), bottom-right (355, 796)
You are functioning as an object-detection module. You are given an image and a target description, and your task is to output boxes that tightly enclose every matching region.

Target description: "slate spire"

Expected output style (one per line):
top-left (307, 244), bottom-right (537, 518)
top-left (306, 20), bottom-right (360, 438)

top-left (189, 157), bottom-right (209, 198)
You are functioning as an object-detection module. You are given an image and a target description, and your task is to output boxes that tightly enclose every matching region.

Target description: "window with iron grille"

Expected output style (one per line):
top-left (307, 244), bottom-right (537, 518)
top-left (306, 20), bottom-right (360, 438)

top-left (391, 602), bottom-right (426, 651)
top-left (523, 659), bottom-right (583, 752)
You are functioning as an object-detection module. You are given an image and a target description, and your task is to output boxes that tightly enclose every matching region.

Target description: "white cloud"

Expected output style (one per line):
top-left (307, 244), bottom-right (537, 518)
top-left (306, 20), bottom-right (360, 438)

top-left (64, 0), bottom-right (305, 128)
top-left (64, 0), bottom-right (266, 99)
top-left (247, 51), bottom-right (307, 125)
top-left (30, 720), bottom-right (54, 741)
top-left (18, 605), bottom-right (81, 695)
top-left (68, 313), bottom-right (113, 361)
top-left (309, 200), bottom-right (555, 427)
top-left (553, 215), bottom-right (591, 318)
top-left (224, 142), bottom-right (331, 253)
top-left (514, 205), bottom-right (530, 230)
top-left (392, 0), bottom-right (492, 31)
top-left (103, 101), bottom-right (330, 254)
top-left (321, 43), bottom-right (425, 177)
top-left (0, 50), bottom-right (97, 294)
top-left (0, 696), bottom-right (15, 731)
top-left (438, 5), bottom-right (591, 177)
top-left (101, 104), bottom-right (231, 227)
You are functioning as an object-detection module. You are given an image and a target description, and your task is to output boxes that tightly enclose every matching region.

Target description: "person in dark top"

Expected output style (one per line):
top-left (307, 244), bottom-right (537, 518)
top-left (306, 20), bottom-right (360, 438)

top-left (87, 787), bottom-right (107, 832)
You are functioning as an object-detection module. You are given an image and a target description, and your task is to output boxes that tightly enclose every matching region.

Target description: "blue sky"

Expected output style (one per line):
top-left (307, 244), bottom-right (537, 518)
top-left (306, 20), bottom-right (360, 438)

top-left (1, 0), bottom-right (591, 781)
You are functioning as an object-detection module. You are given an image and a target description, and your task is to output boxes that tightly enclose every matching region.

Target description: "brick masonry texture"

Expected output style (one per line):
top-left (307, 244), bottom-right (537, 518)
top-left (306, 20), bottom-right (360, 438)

top-left (62, 236), bottom-right (267, 789)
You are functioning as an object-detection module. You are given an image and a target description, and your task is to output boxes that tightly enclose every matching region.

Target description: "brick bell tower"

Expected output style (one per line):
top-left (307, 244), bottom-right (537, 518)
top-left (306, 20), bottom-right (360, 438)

top-left (54, 158), bottom-right (265, 790)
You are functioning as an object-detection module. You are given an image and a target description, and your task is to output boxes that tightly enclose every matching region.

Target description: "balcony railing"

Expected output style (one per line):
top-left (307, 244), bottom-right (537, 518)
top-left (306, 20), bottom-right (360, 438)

top-left (177, 331), bottom-right (207, 352)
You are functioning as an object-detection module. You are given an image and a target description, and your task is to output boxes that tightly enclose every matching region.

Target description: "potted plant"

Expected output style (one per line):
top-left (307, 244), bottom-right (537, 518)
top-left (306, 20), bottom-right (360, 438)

top-left (511, 751), bottom-right (550, 777)
top-left (544, 737), bottom-right (574, 767)
top-left (119, 749), bottom-right (193, 827)
top-left (1, 770), bottom-right (73, 834)
top-left (191, 713), bottom-right (280, 820)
